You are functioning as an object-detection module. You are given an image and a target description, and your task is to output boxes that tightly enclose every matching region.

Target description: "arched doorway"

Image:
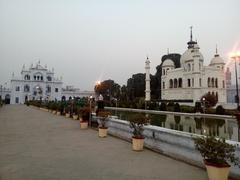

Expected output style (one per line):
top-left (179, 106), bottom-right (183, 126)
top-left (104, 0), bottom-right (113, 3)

top-left (33, 85), bottom-right (43, 100)
top-left (5, 94), bottom-right (10, 104)
top-left (62, 96), bottom-right (66, 101)
top-left (25, 95), bottom-right (28, 102)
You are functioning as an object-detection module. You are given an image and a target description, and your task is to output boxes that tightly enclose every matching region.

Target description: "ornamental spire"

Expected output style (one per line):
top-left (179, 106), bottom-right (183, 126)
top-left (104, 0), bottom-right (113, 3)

top-left (190, 26), bottom-right (193, 42)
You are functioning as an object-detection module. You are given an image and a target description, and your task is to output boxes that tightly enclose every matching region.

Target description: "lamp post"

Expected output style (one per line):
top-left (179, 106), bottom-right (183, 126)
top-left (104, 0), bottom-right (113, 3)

top-left (0, 85), bottom-right (2, 101)
top-left (89, 95), bottom-right (93, 127)
top-left (230, 51), bottom-right (240, 111)
top-left (202, 97), bottom-right (206, 134)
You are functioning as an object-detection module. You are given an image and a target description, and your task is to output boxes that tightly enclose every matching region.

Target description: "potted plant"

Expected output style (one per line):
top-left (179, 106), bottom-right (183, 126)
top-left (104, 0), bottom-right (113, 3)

top-left (97, 111), bottom-right (111, 137)
top-left (65, 104), bottom-right (70, 118)
top-left (72, 104), bottom-right (79, 120)
top-left (52, 102), bottom-right (57, 114)
top-left (56, 102), bottom-right (61, 115)
top-left (79, 107), bottom-right (90, 129)
top-left (128, 113), bottom-right (149, 151)
top-left (193, 135), bottom-right (240, 180)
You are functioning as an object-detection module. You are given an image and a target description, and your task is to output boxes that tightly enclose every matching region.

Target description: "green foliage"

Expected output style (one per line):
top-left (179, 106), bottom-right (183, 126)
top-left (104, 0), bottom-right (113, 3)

top-left (97, 110), bottom-right (111, 128)
top-left (94, 79), bottom-right (121, 101)
top-left (80, 107), bottom-right (90, 121)
top-left (174, 103), bottom-right (181, 112)
top-left (193, 135), bottom-right (240, 167)
top-left (216, 105), bottom-right (225, 115)
top-left (180, 105), bottom-right (194, 113)
top-left (159, 102), bottom-right (167, 111)
top-left (194, 101), bottom-right (202, 113)
top-left (128, 113), bottom-right (149, 138)
top-left (201, 93), bottom-right (217, 108)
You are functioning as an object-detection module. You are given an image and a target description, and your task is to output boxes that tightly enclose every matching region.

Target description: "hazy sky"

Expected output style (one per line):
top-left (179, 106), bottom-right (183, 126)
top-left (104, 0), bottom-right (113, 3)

top-left (0, 0), bottom-right (239, 90)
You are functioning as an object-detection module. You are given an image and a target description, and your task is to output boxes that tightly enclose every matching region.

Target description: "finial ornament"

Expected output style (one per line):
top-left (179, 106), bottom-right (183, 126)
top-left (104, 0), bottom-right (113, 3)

top-left (190, 26), bottom-right (193, 41)
top-left (216, 44), bottom-right (218, 54)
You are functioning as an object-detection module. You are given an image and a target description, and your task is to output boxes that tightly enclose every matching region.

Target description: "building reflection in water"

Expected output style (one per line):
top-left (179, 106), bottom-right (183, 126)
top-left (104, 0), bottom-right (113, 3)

top-left (110, 110), bottom-right (239, 142)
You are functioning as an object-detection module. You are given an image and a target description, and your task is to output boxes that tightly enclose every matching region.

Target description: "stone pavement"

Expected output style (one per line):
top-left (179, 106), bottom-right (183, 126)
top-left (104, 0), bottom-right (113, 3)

top-left (0, 105), bottom-right (208, 180)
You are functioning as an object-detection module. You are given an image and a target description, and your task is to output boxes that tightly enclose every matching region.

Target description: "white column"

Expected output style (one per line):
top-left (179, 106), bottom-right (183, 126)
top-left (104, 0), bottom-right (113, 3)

top-left (145, 57), bottom-right (151, 101)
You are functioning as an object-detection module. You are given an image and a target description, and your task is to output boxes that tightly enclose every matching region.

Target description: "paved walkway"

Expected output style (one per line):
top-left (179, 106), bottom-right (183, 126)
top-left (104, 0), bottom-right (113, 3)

top-left (0, 105), bottom-right (208, 180)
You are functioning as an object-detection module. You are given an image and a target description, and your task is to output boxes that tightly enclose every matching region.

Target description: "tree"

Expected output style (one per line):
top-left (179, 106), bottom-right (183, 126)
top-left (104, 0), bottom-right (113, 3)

top-left (94, 80), bottom-right (121, 102)
top-left (201, 93), bottom-right (217, 108)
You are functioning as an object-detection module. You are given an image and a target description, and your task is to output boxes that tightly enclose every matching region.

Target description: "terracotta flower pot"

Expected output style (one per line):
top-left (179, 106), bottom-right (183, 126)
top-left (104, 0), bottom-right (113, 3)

top-left (98, 127), bottom-right (108, 137)
top-left (80, 121), bottom-right (88, 129)
top-left (132, 137), bottom-right (144, 151)
top-left (205, 160), bottom-right (230, 180)
top-left (73, 115), bottom-right (78, 120)
top-left (65, 113), bottom-right (70, 118)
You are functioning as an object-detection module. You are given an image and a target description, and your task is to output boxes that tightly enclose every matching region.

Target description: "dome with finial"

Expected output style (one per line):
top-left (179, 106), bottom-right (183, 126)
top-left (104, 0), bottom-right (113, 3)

top-left (162, 59), bottom-right (174, 67)
top-left (180, 27), bottom-right (204, 66)
top-left (210, 46), bottom-right (225, 65)
top-left (180, 43), bottom-right (204, 66)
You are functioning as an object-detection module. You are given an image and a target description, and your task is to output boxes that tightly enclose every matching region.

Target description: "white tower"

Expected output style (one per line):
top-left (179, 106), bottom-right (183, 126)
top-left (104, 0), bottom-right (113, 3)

top-left (145, 56), bottom-right (151, 102)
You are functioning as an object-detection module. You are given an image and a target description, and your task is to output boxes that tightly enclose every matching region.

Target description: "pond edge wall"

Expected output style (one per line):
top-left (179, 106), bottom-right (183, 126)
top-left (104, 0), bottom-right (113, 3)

top-left (103, 117), bottom-right (240, 179)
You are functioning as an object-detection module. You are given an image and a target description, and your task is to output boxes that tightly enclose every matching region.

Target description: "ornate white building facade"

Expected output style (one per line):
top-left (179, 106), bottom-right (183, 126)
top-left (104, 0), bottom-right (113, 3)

top-left (161, 32), bottom-right (226, 105)
top-left (10, 61), bottom-right (63, 104)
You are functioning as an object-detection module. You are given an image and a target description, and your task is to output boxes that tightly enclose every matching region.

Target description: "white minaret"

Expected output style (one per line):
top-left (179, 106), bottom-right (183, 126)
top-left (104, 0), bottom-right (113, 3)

top-left (145, 56), bottom-right (151, 102)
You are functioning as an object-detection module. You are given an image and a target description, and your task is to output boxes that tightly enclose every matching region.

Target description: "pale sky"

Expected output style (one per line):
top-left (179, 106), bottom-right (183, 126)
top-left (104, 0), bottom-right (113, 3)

top-left (0, 0), bottom-right (239, 90)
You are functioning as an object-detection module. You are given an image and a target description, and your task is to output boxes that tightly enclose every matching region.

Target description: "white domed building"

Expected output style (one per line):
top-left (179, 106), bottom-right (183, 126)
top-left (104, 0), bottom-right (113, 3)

top-left (161, 33), bottom-right (226, 105)
top-left (10, 61), bottom-right (63, 104)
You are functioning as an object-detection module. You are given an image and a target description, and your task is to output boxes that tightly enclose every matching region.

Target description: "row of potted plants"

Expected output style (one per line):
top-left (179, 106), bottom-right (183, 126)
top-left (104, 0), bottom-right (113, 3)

top-left (27, 101), bottom-right (240, 180)
top-left (96, 111), bottom-right (240, 180)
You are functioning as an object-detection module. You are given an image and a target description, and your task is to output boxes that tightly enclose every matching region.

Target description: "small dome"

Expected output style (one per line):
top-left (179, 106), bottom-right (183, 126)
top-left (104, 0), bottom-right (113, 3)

top-left (180, 44), bottom-right (203, 66)
top-left (210, 54), bottom-right (225, 65)
top-left (162, 59), bottom-right (174, 67)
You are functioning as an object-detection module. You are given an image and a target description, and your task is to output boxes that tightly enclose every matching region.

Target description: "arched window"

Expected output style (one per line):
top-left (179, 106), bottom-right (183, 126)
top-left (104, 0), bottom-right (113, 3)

top-left (47, 76), bottom-right (52, 81)
top-left (166, 68), bottom-right (169, 75)
top-left (187, 79), bottom-right (191, 87)
top-left (24, 74), bottom-right (30, 80)
top-left (223, 80), bottom-right (225, 88)
top-left (211, 78), bottom-right (214, 87)
top-left (199, 78), bottom-right (202, 87)
top-left (192, 63), bottom-right (194, 71)
top-left (188, 64), bottom-right (191, 71)
top-left (208, 78), bottom-right (211, 87)
top-left (216, 92), bottom-right (218, 101)
top-left (40, 76), bottom-right (43, 81)
top-left (174, 79), bottom-right (178, 88)
top-left (24, 84), bottom-right (30, 92)
top-left (162, 82), bottom-right (165, 89)
top-left (178, 78), bottom-right (182, 88)
top-left (215, 78), bottom-right (218, 88)
top-left (46, 85), bottom-right (51, 93)
top-left (169, 79), bottom-right (173, 88)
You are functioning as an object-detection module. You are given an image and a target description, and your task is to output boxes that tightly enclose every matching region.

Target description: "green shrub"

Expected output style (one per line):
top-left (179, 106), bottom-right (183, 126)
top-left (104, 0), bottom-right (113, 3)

top-left (174, 103), bottom-right (181, 112)
top-left (159, 102), bottom-right (167, 111)
top-left (216, 105), bottom-right (225, 115)
top-left (193, 135), bottom-right (240, 166)
top-left (180, 105), bottom-right (194, 113)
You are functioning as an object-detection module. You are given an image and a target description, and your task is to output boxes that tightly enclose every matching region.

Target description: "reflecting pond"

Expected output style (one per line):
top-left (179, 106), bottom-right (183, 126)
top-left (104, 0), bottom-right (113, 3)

top-left (108, 109), bottom-right (240, 142)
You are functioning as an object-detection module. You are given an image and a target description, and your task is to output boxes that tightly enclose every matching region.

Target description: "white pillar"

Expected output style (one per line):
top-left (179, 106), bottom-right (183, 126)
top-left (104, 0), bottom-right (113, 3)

top-left (145, 57), bottom-right (151, 101)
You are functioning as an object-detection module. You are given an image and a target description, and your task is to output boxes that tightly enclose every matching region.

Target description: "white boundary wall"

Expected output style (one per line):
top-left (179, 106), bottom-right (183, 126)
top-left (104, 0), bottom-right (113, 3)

top-left (96, 113), bottom-right (240, 179)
